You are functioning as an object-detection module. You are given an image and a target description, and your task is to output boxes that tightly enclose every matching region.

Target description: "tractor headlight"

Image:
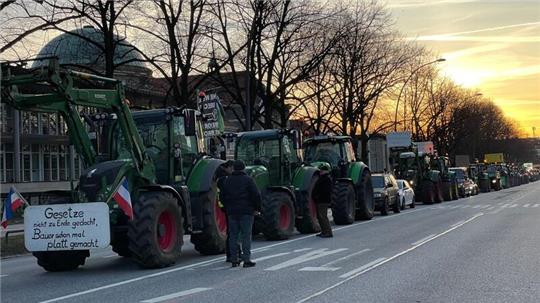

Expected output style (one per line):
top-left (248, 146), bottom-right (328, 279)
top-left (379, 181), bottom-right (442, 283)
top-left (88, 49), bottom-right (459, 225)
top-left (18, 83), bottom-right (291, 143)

top-left (492, 180), bottom-right (496, 183)
top-left (374, 193), bottom-right (382, 198)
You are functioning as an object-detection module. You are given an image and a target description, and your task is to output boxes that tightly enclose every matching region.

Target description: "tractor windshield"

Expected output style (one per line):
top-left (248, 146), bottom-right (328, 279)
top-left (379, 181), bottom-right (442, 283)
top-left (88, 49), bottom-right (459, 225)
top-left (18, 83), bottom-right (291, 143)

top-left (304, 142), bottom-right (341, 167)
top-left (236, 137), bottom-right (282, 182)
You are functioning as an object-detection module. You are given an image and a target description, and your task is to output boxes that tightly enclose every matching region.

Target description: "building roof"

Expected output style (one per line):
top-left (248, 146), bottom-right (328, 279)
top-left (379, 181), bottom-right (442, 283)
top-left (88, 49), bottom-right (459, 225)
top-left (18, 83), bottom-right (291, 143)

top-left (32, 26), bottom-right (151, 75)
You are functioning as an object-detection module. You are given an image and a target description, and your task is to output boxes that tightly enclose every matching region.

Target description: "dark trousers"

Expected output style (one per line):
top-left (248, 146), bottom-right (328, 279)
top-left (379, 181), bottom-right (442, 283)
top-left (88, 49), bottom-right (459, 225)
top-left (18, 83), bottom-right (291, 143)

top-left (228, 214), bottom-right (254, 262)
top-left (316, 204), bottom-right (332, 236)
top-left (225, 214), bottom-right (241, 260)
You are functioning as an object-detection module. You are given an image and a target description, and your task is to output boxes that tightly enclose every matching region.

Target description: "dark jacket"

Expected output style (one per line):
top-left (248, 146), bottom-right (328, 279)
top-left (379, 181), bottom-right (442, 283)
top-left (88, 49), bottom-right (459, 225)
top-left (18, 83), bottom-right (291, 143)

top-left (219, 171), bottom-right (262, 215)
top-left (313, 173), bottom-right (333, 204)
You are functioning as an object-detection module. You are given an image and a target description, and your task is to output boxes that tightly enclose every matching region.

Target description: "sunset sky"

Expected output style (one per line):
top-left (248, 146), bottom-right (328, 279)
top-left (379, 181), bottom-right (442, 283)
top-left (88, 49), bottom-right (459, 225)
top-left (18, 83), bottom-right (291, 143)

top-left (387, 0), bottom-right (540, 137)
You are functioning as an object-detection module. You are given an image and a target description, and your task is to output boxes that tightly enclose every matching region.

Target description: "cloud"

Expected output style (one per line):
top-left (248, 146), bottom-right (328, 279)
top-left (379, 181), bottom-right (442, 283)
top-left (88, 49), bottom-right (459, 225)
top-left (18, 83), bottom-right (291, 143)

top-left (408, 22), bottom-right (540, 42)
top-left (386, 0), bottom-right (479, 8)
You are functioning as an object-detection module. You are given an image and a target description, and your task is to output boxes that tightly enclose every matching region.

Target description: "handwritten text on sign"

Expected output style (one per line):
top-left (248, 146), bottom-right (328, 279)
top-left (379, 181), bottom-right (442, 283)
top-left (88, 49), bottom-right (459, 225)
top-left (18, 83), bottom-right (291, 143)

top-left (24, 202), bottom-right (110, 251)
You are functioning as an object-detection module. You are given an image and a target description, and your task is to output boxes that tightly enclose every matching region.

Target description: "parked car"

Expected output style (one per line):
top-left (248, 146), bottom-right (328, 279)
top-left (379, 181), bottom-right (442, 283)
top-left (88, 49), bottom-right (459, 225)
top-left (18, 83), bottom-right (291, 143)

top-left (372, 173), bottom-right (400, 216)
top-left (464, 178), bottom-right (479, 196)
top-left (397, 179), bottom-right (415, 209)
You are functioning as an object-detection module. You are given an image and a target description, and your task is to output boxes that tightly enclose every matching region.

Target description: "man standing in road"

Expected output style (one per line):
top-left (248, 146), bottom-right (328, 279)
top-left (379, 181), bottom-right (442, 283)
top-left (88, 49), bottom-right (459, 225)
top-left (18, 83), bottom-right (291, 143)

top-left (220, 160), bottom-right (262, 267)
top-left (217, 160), bottom-right (238, 263)
top-left (313, 166), bottom-right (333, 238)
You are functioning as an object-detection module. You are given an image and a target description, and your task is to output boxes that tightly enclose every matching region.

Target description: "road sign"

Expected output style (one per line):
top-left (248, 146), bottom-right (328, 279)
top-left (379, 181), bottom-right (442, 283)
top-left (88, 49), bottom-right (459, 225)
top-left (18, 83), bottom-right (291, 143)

top-left (199, 94), bottom-right (225, 137)
top-left (24, 202), bottom-right (110, 251)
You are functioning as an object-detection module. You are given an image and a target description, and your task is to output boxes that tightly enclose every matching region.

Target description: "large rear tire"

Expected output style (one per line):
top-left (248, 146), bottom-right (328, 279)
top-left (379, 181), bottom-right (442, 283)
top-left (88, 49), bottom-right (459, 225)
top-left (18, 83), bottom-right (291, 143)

top-left (421, 181), bottom-right (435, 204)
top-left (442, 181), bottom-right (452, 201)
top-left (355, 171), bottom-right (375, 220)
top-left (296, 175), bottom-right (321, 234)
top-left (128, 191), bottom-right (183, 268)
top-left (331, 181), bottom-right (355, 225)
top-left (191, 184), bottom-right (227, 255)
top-left (33, 192), bottom-right (90, 271)
top-left (262, 191), bottom-right (295, 240)
top-left (435, 181), bottom-right (444, 203)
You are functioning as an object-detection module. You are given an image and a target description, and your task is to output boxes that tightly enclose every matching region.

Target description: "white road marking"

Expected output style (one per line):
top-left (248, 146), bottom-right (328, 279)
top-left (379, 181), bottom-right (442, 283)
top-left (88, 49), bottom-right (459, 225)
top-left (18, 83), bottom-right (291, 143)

top-left (102, 254), bottom-right (117, 259)
top-left (0, 274), bottom-right (7, 278)
top-left (339, 258), bottom-right (386, 279)
top-left (501, 203), bottom-right (510, 208)
top-left (265, 248), bottom-right (348, 271)
top-left (299, 267), bottom-right (341, 272)
top-left (294, 248), bottom-right (312, 253)
top-left (253, 252), bottom-right (291, 262)
top-left (461, 205), bottom-right (470, 208)
top-left (510, 204), bottom-right (518, 208)
top-left (296, 213), bottom-right (484, 303)
top-left (451, 220), bottom-right (465, 228)
top-left (473, 205), bottom-right (482, 209)
top-left (533, 204), bottom-right (539, 208)
top-left (140, 287), bottom-right (212, 303)
top-left (38, 207), bottom-right (433, 303)
top-left (411, 234), bottom-right (436, 246)
top-left (322, 249), bottom-right (370, 267)
top-left (523, 204), bottom-right (530, 208)
top-left (487, 206), bottom-right (496, 210)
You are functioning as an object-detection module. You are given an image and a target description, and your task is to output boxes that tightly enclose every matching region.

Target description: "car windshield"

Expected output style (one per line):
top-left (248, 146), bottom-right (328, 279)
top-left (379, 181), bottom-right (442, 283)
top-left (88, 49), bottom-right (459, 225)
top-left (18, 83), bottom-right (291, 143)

top-left (372, 176), bottom-right (385, 188)
top-left (450, 169), bottom-right (465, 179)
top-left (304, 141), bottom-right (341, 167)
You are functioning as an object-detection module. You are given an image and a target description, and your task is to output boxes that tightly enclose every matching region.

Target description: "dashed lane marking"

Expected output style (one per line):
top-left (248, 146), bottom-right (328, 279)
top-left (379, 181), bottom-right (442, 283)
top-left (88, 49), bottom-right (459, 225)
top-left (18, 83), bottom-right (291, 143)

top-left (253, 252), bottom-right (292, 262)
top-left (140, 287), bottom-right (212, 303)
top-left (523, 204), bottom-right (530, 208)
top-left (321, 249), bottom-right (370, 267)
top-left (299, 267), bottom-right (341, 272)
top-left (265, 248), bottom-right (348, 271)
top-left (294, 248), bottom-right (312, 253)
top-left (510, 204), bottom-right (518, 208)
top-left (533, 204), bottom-right (539, 208)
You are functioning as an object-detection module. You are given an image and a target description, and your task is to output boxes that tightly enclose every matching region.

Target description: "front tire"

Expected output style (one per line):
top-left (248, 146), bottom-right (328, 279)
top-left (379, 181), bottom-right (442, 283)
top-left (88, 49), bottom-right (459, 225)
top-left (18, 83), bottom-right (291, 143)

top-left (296, 175), bottom-right (321, 234)
top-left (128, 191), bottom-right (183, 268)
top-left (355, 170), bottom-right (375, 220)
top-left (262, 191), bottom-right (295, 240)
top-left (410, 196), bottom-right (416, 208)
top-left (331, 181), bottom-right (355, 225)
top-left (191, 184), bottom-right (227, 255)
top-left (381, 197), bottom-right (390, 216)
top-left (392, 196), bottom-right (401, 213)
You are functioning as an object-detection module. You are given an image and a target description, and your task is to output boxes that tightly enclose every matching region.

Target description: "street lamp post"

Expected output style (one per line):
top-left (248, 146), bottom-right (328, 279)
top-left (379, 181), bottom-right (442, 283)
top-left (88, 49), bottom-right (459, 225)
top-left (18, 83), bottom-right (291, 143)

top-left (394, 58), bottom-right (446, 131)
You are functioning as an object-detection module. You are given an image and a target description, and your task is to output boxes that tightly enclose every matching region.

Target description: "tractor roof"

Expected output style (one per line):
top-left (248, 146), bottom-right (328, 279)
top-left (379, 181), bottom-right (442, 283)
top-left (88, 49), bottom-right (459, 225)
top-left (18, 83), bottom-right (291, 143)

top-left (399, 152), bottom-right (416, 159)
top-left (304, 135), bottom-right (351, 144)
top-left (236, 129), bottom-right (283, 141)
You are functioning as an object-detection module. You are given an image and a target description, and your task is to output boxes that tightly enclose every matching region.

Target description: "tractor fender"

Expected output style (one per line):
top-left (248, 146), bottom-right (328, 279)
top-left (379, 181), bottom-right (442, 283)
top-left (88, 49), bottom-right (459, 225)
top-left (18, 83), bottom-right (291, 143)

top-left (266, 186), bottom-right (296, 203)
top-left (138, 184), bottom-right (191, 232)
top-left (347, 161), bottom-right (369, 185)
top-left (292, 166), bottom-right (319, 192)
top-left (187, 157), bottom-right (225, 193)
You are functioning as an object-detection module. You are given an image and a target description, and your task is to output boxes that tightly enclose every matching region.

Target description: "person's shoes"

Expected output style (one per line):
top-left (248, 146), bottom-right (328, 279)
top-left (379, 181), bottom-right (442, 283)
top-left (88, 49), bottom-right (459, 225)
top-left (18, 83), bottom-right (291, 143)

top-left (243, 261), bottom-right (256, 268)
top-left (231, 262), bottom-right (241, 267)
top-left (316, 233), bottom-right (333, 238)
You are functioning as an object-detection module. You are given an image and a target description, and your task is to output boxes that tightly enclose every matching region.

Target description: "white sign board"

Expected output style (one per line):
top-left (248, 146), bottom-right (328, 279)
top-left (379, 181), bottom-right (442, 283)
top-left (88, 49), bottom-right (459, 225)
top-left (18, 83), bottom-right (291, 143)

top-left (386, 131), bottom-right (412, 148)
top-left (415, 141), bottom-right (435, 154)
top-left (24, 202), bottom-right (110, 251)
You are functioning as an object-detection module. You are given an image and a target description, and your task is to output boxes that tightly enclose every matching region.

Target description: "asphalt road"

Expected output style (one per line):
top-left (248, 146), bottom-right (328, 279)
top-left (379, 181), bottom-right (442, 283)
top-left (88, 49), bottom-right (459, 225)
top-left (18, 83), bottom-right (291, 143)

top-left (1, 181), bottom-right (539, 303)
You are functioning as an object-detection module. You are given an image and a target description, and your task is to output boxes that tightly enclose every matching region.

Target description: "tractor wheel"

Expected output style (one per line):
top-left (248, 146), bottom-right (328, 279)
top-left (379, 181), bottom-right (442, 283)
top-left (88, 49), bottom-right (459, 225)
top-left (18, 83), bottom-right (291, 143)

top-left (296, 175), bottom-right (321, 234)
top-left (442, 181), bottom-right (452, 201)
top-left (262, 191), bottom-right (295, 240)
top-left (331, 181), bottom-right (355, 225)
top-left (410, 196), bottom-right (416, 208)
top-left (435, 181), bottom-right (444, 203)
top-left (33, 192), bottom-right (90, 272)
top-left (191, 184), bottom-right (227, 255)
top-left (421, 181), bottom-right (435, 204)
top-left (355, 170), bottom-right (375, 220)
top-left (128, 191), bottom-right (183, 268)
top-left (34, 251), bottom-right (90, 272)
top-left (452, 184), bottom-right (459, 200)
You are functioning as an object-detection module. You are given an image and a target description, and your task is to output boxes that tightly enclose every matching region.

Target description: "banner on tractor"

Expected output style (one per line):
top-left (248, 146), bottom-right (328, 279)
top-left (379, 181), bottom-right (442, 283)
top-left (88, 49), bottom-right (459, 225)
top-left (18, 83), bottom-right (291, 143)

top-left (199, 93), bottom-right (225, 137)
top-left (24, 202), bottom-right (110, 251)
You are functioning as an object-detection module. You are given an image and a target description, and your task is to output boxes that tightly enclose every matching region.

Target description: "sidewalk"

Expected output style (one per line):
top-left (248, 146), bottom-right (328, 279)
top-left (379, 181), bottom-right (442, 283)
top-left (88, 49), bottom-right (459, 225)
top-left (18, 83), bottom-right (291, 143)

top-left (1, 224), bottom-right (24, 239)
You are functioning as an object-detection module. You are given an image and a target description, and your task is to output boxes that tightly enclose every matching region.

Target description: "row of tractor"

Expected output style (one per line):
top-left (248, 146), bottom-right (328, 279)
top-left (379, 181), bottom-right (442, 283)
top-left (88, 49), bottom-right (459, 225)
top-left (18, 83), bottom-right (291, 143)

top-left (1, 60), bottom-right (375, 272)
top-left (1, 60), bottom-right (535, 272)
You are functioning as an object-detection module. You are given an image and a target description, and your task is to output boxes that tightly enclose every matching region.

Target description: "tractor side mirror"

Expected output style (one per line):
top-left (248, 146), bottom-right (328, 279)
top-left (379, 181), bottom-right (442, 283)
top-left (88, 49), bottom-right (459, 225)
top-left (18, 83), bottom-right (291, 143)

top-left (183, 109), bottom-right (197, 136)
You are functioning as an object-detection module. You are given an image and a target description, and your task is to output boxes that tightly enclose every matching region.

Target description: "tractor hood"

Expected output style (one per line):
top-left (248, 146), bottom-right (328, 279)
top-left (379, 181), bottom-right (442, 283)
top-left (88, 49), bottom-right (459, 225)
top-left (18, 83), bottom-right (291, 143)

top-left (78, 159), bottom-right (135, 203)
top-left (245, 165), bottom-right (270, 190)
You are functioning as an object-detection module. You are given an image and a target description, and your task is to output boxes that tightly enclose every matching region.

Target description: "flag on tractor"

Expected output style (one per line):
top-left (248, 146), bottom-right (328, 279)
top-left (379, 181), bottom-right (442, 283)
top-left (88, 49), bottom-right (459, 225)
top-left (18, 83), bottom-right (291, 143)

top-left (113, 177), bottom-right (133, 220)
top-left (1, 187), bottom-right (28, 229)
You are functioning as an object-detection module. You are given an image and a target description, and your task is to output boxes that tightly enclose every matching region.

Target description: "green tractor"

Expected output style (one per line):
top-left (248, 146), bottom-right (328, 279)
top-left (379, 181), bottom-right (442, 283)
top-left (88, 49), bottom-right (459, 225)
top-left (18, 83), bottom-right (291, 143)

top-left (228, 129), bottom-right (320, 240)
top-left (303, 136), bottom-right (374, 224)
top-left (390, 149), bottom-right (442, 204)
top-left (430, 156), bottom-right (459, 201)
top-left (1, 59), bottom-right (228, 271)
top-left (486, 164), bottom-right (502, 191)
top-left (469, 163), bottom-right (490, 192)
